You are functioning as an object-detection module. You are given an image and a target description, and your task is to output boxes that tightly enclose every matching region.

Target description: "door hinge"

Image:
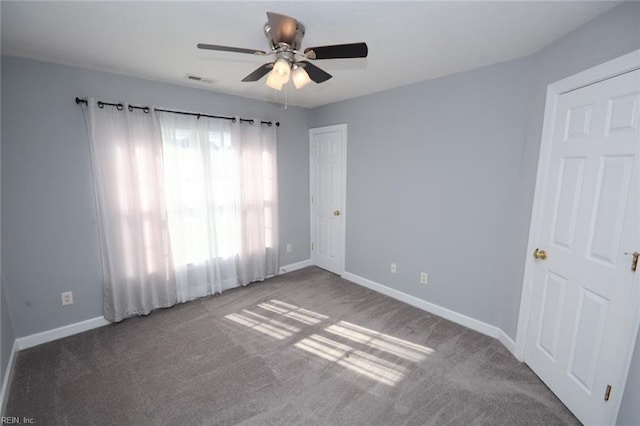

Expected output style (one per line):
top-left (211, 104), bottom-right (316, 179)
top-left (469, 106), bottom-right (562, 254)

top-left (604, 385), bottom-right (612, 401)
top-left (311, 242), bottom-right (314, 251)
top-left (311, 195), bottom-right (314, 204)
top-left (624, 252), bottom-right (638, 272)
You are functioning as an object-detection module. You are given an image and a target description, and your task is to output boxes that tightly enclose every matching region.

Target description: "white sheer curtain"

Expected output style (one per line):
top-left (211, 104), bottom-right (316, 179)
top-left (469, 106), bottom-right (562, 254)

top-left (158, 113), bottom-right (279, 302)
top-left (235, 120), bottom-right (279, 285)
top-left (84, 99), bottom-right (279, 320)
top-left (83, 99), bottom-right (177, 322)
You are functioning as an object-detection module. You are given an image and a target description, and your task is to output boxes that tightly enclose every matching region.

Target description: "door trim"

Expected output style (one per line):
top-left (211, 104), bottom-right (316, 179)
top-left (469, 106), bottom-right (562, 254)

top-left (309, 123), bottom-right (347, 276)
top-left (515, 49), bottom-right (640, 423)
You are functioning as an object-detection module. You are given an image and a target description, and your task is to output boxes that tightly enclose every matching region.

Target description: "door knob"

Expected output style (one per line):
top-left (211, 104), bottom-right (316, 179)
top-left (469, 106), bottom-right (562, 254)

top-left (624, 252), bottom-right (639, 272)
top-left (533, 248), bottom-right (547, 260)
top-left (333, 210), bottom-right (341, 216)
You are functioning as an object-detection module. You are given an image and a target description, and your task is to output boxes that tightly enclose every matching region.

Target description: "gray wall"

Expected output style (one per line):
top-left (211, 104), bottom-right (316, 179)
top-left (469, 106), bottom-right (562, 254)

top-left (1, 56), bottom-right (311, 337)
top-left (311, 2), bottom-right (640, 421)
top-left (311, 57), bottom-right (532, 328)
top-left (1, 1), bottom-right (639, 421)
top-left (1, 286), bottom-right (15, 389)
top-left (508, 6), bottom-right (640, 422)
top-left (618, 328), bottom-right (640, 425)
top-left (0, 59), bottom-right (15, 402)
top-left (504, 0), bottom-right (640, 339)
top-left (311, 0), bottom-right (640, 341)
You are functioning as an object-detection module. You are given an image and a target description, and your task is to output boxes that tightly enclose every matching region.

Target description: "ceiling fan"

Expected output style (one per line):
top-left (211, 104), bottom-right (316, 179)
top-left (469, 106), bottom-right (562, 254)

top-left (197, 12), bottom-right (368, 91)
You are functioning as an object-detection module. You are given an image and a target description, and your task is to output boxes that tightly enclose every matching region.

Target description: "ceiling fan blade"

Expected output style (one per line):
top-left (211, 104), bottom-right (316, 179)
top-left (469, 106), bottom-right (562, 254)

top-left (241, 63), bottom-right (274, 82)
top-left (197, 43), bottom-right (267, 56)
top-left (304, 42), bottom-right (368, 60)
top-left (299, 61), bottom-right (332, 83)
top-left (266, 12), bottom-right (298, 45)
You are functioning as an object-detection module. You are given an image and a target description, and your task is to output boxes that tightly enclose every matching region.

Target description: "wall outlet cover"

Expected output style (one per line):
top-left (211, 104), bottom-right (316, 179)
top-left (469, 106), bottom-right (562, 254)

top-left (61, 291), bottom-right (73, 306)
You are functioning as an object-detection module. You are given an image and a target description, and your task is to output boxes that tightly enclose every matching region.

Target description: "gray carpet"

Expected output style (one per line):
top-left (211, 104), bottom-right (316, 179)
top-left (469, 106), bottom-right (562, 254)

top-left (6, 267), bottom-right (579, 425)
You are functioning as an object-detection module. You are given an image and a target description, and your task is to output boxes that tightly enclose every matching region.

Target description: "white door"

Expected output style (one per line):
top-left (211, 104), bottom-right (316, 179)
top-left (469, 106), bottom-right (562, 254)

top-left (310, 124), bottom-right (346, 275)
top-left (525, 69), bottom-right (640, 424)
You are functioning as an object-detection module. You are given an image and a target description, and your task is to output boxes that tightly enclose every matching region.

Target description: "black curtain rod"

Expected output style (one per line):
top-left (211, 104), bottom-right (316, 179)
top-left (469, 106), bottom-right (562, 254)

top-left (75, 97), bottom-right (280, 127)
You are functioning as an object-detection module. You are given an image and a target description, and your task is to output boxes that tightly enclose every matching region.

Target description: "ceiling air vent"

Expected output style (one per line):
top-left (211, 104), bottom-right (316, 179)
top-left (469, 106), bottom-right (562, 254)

top-left (184, 74), bottom-right (215, 84)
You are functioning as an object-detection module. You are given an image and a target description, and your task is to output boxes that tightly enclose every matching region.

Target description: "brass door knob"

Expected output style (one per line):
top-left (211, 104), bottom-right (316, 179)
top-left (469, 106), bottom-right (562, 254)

top-left (333, 210), bottom-right (341, 216)
top-left (533, 248), bottom-right (547, 260)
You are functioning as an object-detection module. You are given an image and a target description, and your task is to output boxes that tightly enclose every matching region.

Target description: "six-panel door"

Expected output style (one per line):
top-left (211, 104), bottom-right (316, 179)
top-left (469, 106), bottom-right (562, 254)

top-left (525, 69), bottom-right (640, 424)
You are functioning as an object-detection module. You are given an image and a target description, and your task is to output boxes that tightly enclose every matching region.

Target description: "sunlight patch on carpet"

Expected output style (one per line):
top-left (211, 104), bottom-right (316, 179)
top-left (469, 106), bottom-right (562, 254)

top-left (224, 299), bottom-right (435, 386)
top-left (326, 321), bottom-right (434, 362)
top-left (295, 334), bottom-right (405, 386)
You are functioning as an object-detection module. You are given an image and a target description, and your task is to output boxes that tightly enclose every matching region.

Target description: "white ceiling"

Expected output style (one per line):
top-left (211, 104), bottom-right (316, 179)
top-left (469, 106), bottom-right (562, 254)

top-left (1, 1), bottom-right (619, 108)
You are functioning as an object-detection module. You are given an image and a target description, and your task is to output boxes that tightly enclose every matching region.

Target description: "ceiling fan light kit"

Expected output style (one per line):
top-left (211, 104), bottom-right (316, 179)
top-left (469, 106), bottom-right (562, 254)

top-left (292, 65), bottom-right (312, 89)
top-left (265, 70), bottom-right (284, 91)
top-left (273, 58), bottom-right (291, 84)
top-left (197, 11), bottom-right (368, 92)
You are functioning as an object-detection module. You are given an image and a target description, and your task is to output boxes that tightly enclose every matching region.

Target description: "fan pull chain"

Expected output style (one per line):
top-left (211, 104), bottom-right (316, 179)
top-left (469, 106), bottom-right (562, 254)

top-left (284, 83), bottom-right (288, 109)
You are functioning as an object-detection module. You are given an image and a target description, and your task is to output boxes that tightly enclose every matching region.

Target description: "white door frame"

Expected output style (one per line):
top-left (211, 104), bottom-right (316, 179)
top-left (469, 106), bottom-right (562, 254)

top-left (514, 49), bottom-right (640, 422)
top-left (309, 123), bottom-right (347, 276)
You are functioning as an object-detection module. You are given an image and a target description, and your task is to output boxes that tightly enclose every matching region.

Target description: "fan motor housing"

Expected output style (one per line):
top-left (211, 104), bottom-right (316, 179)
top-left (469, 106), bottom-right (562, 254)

top-left (264, 21), bottom-right (306, 52)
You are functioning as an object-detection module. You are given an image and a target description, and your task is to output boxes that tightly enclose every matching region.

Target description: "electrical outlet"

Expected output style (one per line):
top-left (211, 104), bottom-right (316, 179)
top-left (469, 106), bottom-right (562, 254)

top-left (286, 243), bottom-right (292, 253)
top-left (420, 273), bottom-right (428, 284)
top-left (61, 291), bottom-right (73, 306)
top-left (391, 263), bottom-right (397, 273)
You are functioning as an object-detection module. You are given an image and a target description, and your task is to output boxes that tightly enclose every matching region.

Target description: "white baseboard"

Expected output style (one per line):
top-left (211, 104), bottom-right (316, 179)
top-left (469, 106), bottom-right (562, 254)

top-left (0, 340), bottom-right (19, 416)
top-left (342, 271), bottom-right (518, 356)
top-left (279, 259), bottom-right (313, 274)
top-left (498, 329), bottom-right (517, 356)
top-left (1, 316), bottom-right (109, 414)
top-left (1, 269), bottom-right (520, 416)
top-left (16, 316), bottom-right (110, 351)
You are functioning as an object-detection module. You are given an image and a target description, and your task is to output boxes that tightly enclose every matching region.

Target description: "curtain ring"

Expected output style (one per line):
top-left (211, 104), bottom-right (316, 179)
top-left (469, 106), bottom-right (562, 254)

top-left (128, 105), bottom-right (133, 112)
top-left (97, 101), bottom-right (104, 109)
top-left (232, 117), bottom-right (237, 123)
top-left (116, 103), bottom-right (124, 111)
top-left (197, 114), bottom-right (201, 120)
top-left (250, 119), bottom-right (255, 125)
top-left (143, 107), bottom-right (150, 114)
top-left (267, 122), bottom-right (273, 127)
